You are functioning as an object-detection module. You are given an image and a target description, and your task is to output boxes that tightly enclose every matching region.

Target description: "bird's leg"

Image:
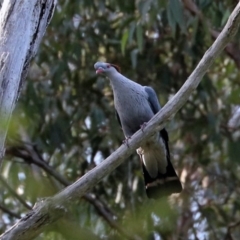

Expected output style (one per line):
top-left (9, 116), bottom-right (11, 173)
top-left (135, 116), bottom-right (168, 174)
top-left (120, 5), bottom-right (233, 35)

top-left (122, 136), bottom-right (131, 147)
top-left (140, 122), bottom-right (148, 132)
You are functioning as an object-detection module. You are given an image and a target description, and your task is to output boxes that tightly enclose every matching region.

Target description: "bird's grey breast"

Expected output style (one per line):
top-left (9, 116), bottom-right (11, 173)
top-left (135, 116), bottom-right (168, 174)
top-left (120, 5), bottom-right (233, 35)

top-left (114, 85), bottom-right (154, 136)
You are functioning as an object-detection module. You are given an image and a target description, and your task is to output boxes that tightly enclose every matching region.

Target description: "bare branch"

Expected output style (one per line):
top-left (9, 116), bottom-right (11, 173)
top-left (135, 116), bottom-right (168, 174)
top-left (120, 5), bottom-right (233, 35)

top-left (0, 176), bottom-right (32, 210)
top-left (228, 106), bottom-right (240, 130)
top-left (0, 204), bottom-right (21, 219)
top-left (224, 220), bottom-right (240, 240)
top-left (6, 145), bottom-right (71, 186)
top-left (1, 2), bottom-right (240, 239)
top-left (6, 144), bottom-right (141, 240)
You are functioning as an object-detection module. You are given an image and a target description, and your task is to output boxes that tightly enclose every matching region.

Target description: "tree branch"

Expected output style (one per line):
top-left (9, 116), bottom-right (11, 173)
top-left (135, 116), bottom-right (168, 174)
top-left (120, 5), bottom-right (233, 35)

top-left (1, 2), bottom-right (240, 239)
top-left (0, 176), bottom-right (32, 210)
top-left (228, 106), bottom-right (240, 130)
top-left (224, 220), bottom-right (240, 240)
top-left (6, 143), bottom-right (141, 240)
top-left (0, 204), bottom-right (21, 219)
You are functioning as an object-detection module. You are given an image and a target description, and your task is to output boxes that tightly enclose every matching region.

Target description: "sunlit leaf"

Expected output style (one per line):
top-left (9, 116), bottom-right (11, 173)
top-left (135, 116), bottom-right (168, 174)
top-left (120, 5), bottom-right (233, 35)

top-left (136, 24), bottom-right (143, 53)
top-left (121, 29), bottom-right (129, 56)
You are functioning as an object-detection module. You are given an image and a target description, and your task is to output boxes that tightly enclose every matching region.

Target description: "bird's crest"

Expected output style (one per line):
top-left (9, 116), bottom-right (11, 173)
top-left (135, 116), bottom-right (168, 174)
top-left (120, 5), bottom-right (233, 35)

top-left (111, 64), bottom-right (121, 73)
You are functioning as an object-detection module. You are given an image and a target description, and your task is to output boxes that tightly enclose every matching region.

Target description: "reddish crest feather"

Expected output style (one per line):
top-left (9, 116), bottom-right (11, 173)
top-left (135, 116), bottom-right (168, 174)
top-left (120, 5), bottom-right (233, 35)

top-left (110, 64), bottom-right (121, 73)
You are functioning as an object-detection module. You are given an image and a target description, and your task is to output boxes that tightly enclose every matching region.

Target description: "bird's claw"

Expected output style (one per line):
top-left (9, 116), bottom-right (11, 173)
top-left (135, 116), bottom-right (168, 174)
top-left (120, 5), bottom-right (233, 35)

top-left (123, 136), bottom-right (131, 147)
top-left (140, 122), bottom-right (147, 132)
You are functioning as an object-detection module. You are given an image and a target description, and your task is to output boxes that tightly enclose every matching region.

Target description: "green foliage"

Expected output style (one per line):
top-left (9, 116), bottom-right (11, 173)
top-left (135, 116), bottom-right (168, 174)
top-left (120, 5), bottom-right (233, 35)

top-left (1, 0), bottom-right (240, 239)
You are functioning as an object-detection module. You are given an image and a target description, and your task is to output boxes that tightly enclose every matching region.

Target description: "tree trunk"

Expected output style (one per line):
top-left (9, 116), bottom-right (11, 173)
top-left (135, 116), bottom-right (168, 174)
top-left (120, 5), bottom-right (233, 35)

top-left (0, 0), bottom-right (56, 166)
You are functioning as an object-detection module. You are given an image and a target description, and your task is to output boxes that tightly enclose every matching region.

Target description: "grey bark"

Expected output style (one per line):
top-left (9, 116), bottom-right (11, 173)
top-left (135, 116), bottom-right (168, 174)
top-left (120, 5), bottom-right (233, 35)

top-left (1, 1), bottom-right (240, 240)
top-left (0, 0), bottom-right (56, 166)
top-left (228, 106), bottom-right (240, 130)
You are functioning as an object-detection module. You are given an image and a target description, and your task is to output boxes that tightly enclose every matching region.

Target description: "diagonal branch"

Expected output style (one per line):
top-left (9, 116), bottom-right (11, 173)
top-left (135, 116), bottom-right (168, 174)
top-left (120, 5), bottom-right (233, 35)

top-left (0, 204), bottom-right (21, 219)
top-left (1, 2), bottom-right (240, 240)
top-left (6, 144), bottom-right (141, 240)
top-left (224, 220), bottom-right (240, 240)
top-left (0, 176), bottom-right (32, 210)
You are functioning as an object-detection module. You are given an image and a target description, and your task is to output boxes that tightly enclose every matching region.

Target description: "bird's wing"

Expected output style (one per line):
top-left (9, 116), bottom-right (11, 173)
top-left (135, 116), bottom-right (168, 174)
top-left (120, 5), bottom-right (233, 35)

top-left (144, 86), bottom-right (161, 114)
top-left (143, 86), bottom-right (182, 198)
top-left (144, 86), bottom-right (168, 142)
top-left (115, 109), bottom-right (122, 128)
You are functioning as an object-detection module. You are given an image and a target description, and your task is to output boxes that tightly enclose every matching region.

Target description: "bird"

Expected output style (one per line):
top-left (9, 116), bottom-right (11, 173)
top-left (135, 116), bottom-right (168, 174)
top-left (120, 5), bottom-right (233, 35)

top-left (94, 62), bottom-right (182, 198)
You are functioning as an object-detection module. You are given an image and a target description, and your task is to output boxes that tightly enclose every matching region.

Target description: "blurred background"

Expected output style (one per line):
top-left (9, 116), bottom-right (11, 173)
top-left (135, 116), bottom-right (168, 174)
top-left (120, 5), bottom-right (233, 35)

top-left (0, 0), bottom-right (240, 239)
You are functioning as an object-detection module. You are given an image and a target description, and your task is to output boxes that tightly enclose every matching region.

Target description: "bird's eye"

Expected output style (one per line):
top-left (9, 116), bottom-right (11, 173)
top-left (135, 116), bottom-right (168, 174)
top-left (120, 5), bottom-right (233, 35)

top-left (107, 65), bottom-right (110, 68)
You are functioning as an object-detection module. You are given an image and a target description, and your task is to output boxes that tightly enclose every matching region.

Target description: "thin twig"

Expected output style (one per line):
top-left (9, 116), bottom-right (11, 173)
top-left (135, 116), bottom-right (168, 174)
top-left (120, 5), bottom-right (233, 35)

top-left (224, 220), bottom-right (240, 240)
top-left (0, 204), bottom-right (21, 219)
top-left (0, 176), bottom-right (32, 210)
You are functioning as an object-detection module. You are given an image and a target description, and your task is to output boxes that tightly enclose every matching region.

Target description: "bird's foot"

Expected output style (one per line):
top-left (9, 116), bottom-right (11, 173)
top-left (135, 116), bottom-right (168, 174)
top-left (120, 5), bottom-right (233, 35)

top-left (140, 122), bottom-right (148, 132)
top-left (122, 136), bottom-right (131, 147)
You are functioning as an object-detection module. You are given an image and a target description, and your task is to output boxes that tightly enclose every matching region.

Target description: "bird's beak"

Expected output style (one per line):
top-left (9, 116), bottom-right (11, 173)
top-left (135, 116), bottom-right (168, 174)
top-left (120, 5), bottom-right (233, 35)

top-left (96, 68), bottom-right (104, 74)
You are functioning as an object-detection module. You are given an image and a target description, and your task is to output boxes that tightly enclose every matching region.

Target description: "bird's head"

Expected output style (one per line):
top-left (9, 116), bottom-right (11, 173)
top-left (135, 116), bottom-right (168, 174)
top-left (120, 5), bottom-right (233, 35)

top-left (94, 62), bottom-right (121, 76)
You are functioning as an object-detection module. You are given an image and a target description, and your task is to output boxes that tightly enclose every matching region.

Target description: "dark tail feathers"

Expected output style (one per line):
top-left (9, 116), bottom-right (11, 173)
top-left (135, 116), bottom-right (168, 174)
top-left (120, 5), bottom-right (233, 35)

top-left (142, 159), bottom-right (182, 199)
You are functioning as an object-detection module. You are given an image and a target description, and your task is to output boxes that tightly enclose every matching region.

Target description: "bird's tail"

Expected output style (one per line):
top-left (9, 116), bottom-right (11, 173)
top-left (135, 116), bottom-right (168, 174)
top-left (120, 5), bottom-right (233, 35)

top-left (140, 154), bottom-right (182, 199)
